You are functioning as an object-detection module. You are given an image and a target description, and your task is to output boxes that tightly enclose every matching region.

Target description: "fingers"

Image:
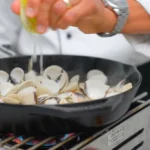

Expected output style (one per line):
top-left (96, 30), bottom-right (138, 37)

top-left (11, 0), bottom-right (20, 15)
top-left (26, 0), bottom-right (41, 18)
top-left (35, 0), bottom-right (56, 32)
top-left (50, 0), bottom-right (68, 29)
top-left (56, 0), bottom-right (95, 29)
top-left (50, 0), bottom-right (80, 29)
top-left (36, 2), bottom-right (51, 33)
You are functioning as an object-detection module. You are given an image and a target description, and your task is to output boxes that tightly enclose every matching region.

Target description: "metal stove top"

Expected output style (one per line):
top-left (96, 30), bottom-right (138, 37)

top-left (0, 64), bottom-right (150, 150)
top-left (0, 91), bottom-right (149, 150)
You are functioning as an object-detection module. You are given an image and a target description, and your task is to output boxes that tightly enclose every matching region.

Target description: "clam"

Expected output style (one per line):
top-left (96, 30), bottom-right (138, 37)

top-left (106, 87), bottom-right (115, 94)
top-left (18, 87), bottom-right (37, 105)
top-left (41, 79), bottom-right (60, 95)
top-left (25, 70), bottom-right (37, 81)
top-left (43, 65), bottom-right (63, 80)
top-left (6, 80), bottom-right (36, 96)
top-left (61, 81), bottom-right (78, 93)
top-left (43, 65), bottom-right (69, 91)
top-left (79, 83), bottom-right (84, 90)
top-left (76, 83), bottom-right (86, 95)
top-left (7, 94), bottom-right (20, 101)
top-left (87, 69), bottom-right (105, 79)
top-left (70, 75), bottom-right (80, 82)
top-left (115, 83), bottom-right (133, 93)
top-left (59, 99), bottom-right (70, 104)
top-left (10, 67), bottom-right (24, 84)
top-left (38, 94), bottom-right (50, 104)
top-left (115, 79), bottom-right (126, 91)
top-left (0, 70), bottom-right (9, 83)
top-left (58, 92), bottom-right (81, 104)
top-left (35, 83), bottom-right (53, 96)
top-left (85, 80), bottom-right (110, 100)
top-left (89, 74), bottom-right (108, 84)
top-left (44, 97), bottom-right (58, 105)
top-left (106, 92), bottom-right (119, 98)
top-left (2, 97), bottom-right (20, 104)
top-left (55, 71), bottom-right (69, 91)
top-left (58, 93), bottom-right (87, 104)
top-left (35, 76), bottom-right (46, 84)
top-left (58, 92), bottom-right (75, 103)
top-left (74, 93), bottom-right (88, 103)
top-left (0, 82), bottom-right (14, 96)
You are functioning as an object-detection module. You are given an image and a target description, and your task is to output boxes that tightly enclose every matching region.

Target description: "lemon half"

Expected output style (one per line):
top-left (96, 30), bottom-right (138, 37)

top-left (20, 0), bottom-right (38, 34)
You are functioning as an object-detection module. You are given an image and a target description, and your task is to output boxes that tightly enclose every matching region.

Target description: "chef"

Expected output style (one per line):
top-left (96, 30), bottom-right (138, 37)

top-left (0, 0), bottom-right (149, 66)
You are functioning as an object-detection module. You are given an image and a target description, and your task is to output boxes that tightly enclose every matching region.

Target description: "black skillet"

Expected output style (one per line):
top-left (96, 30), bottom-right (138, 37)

top-left (0, 55), bottom-right (141, 136)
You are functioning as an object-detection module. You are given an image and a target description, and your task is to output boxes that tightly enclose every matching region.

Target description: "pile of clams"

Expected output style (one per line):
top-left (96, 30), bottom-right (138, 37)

top-left (0, 65), bottom-right (132, 105)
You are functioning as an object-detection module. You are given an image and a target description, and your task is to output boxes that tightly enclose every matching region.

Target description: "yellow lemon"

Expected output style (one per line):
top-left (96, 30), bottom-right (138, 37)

top-left (20, 0), bottom-right (38, 34)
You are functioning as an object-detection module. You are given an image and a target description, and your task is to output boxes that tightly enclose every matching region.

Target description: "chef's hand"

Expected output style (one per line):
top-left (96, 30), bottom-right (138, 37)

top-left (11, 0), bottom-right (117, 34)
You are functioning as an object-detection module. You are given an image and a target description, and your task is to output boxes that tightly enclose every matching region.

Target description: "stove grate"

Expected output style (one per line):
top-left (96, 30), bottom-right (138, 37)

top-left (0, 92), bottom-right (149, 150)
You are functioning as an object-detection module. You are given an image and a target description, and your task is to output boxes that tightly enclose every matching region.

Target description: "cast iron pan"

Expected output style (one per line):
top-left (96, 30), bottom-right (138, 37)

top-left (0, 55), bottom-right (141, 136)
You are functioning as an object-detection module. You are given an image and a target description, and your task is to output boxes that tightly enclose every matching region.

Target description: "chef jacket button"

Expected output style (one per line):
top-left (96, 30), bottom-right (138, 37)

top-left (67, 33), bottom-right (72, 39)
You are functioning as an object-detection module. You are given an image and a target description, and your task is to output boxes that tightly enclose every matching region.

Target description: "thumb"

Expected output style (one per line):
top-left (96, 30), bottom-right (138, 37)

top-left (11, 0), bottom-right (20, 15)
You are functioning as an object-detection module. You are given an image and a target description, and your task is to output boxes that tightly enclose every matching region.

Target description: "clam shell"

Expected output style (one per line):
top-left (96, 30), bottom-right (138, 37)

top-left (59, 99), bottom-right (70, 104)
top-left (43, 65), bottom-right (69, 91)
top-left (77, 83), bottom-right (86, 95)
top-left (85, 80), bottom-right (110, 100)
top-left (0, 82), bottom-right (14, 96)
top-left (7, 94), bottom-right (20, 101)
top-left (61, 81), bottom-right (78, 93)
top-left (70, 75), bottom-right (80, 82)
top-left (41, 79), bottom-right (60, 95)
top-left (6, 80), bottom-right (36, 95)
top-left (115, 83), bottom-right (132, 93)
top-left (18, 87), bottom-right (37, 105)
top-left (43, 65), bottom-right (63, 80)
top-left (35, 76), bottom-right (46, 84)
top-left (44, 98), bottom-right (58, 105)
top-left (58, 92), bottom-right (74, 103)
top-left (10, 67), bottom-right (24, 84)
top-left (58, 92), bottom-right (87, 104)
top-left (89, 74), bottom-right (107, 84)
top-left (115, 79), bottom-right (126, 91)
top-left (105, 92), bottom-right (119, 98)
top-left (38, 94), bottom-right (50, 104)
top-left (0, 71), bottom-right (9, 83)
top-left (58, 92), bottom-right (78, 103)
top-left (2, 97), bottom-right (20, 104)
top-left (79, 83), bottom-right (84, 90)
top-left (25, 70), bottom-right (37, 81)
top-left (57, 71), bottom-right (69, 91)
top-left (74, 93), bottom-right (88, 103)
top-left (106, 87), bottom-right (115, 94)
top-left (87, 69), bottom-right (104, 79)
top-left (35, 83), bottom-right (53, 96)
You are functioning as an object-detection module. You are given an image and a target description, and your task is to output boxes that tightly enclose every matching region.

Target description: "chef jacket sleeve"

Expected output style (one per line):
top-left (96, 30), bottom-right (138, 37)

top-left (0, 0), bottom-right (22, 57)
top-left (124, 0), bottom-right (150, 57)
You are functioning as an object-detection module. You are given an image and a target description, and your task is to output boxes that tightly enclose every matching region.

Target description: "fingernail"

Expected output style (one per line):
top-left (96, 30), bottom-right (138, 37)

top-left (26, 7), bottom-right (35, 17)
top-left (37, 25), bottom-right (46, 33)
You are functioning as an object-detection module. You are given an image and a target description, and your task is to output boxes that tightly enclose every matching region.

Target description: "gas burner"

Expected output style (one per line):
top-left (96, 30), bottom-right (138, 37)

top-left (0, 133), bottom-right (75, 149)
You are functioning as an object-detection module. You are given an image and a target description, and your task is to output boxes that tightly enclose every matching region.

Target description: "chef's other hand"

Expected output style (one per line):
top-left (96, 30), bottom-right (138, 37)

top-left (11, 0), bottom-right (117, 34)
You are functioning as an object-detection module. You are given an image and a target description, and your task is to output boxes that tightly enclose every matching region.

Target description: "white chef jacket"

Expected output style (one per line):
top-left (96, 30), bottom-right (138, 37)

top-left (124, 0), bottom-right (150, 58)
top-left (0, 0), bottom-right (149, 66)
